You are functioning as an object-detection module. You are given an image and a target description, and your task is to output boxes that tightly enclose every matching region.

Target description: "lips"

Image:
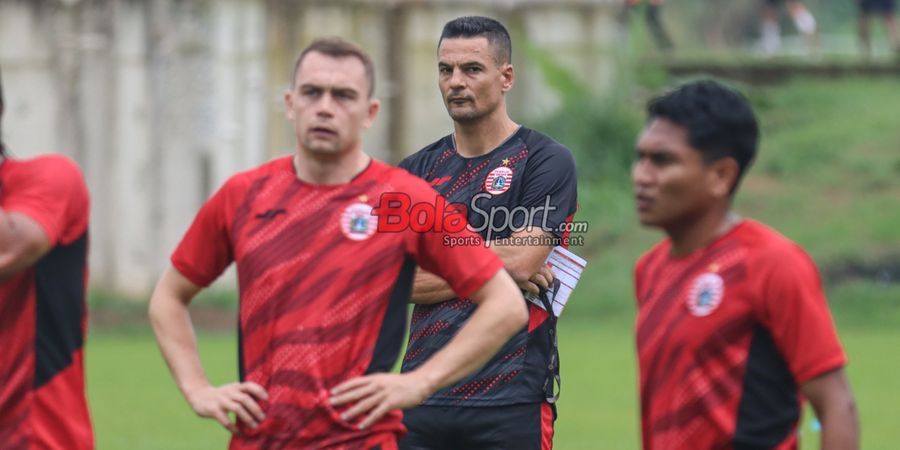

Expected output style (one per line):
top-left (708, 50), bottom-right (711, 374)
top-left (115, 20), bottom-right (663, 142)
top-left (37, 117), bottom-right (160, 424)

top-left (447, 96), bottom-right (472, 105)
top-left (309, 126), bottom-right (337, 137)
top-left (635, 193), bottom-right (654, 212)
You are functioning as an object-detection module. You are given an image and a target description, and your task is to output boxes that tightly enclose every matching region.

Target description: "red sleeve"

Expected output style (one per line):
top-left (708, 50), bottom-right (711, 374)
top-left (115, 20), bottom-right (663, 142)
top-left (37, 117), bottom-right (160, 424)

top-left (756, 244), bottom-right (847, 384)
top-left (2, 156), bottom-right (89, 246)
top-left (399, 178), bottom-right (504, 299)
top-left (170, 178), bottom-right (237, 288)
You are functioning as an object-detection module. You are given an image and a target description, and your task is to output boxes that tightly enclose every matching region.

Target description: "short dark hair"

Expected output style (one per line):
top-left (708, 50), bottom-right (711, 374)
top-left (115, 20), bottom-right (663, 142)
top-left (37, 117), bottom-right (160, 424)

top-left (292, 38), bottom-right (375, 98)
top-left (439, 16), bottom-right (512, 65)
top-left (647, 80), bottom-right (759, 193)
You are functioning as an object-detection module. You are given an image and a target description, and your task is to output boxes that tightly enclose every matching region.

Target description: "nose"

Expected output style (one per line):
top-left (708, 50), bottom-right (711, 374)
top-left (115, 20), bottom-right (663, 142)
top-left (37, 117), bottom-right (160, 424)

top-left (315, 93), bottom-right (336, 118)
top-left (632, 158), bottom-right (653, 189)
top-left (448, 67), bottom-right (465, 90)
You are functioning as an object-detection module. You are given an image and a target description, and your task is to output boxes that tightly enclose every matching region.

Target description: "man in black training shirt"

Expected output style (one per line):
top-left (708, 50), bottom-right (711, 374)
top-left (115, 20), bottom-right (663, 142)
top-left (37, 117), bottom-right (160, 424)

top-left (398, 16), bottom-right (578, 450)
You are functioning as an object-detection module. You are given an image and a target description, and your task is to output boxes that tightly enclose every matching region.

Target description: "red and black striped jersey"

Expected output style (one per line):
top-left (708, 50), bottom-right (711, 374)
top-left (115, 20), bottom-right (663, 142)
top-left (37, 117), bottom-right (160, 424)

top-left (172, 156), bottom-right (502, 449)
top-left (634, 220), bottom-right (847, 450)
top-left (0, 155), bottom-right (93, 450)
top-left (398, 127), bottom-right (578, 406)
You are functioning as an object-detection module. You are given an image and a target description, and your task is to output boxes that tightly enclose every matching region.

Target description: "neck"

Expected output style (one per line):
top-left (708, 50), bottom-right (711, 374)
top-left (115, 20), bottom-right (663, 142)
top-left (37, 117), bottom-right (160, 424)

top-left (666, 206), bottom-right (741, 257)
top-left (293, 148), bottom-right (370, 185)
top-left (453, 110), bottom-right (519, 158)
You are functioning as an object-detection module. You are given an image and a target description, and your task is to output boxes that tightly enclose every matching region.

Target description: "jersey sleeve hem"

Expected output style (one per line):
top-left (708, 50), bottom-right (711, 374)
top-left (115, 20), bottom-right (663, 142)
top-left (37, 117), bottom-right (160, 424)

top-left (795, 354), bottom-right (848, 385)
top-left (170, 256), bottom-right (215, 288)
top-left (452, 257), bottom-right (504, 299)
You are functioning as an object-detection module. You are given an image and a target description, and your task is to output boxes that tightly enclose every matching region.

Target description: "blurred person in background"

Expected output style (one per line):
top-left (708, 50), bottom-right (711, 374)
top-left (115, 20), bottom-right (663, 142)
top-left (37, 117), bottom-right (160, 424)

top-left (759, 0), bottom-right (819, 55)
top-left (857, 0), bottom-right (900, 59)
top-left (148, 37), bottom-right (527, 449)
top-left (0, 68), bottom-right (94, 449)
top-left (621, 0), bottom-right (676, 53)
top-left (632, 80), bottom-right (859, 450)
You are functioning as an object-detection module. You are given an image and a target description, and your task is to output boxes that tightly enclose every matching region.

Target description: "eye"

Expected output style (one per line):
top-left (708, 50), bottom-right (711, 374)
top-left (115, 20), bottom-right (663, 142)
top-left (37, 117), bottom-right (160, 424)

top-left (465, 66), bottom-right (482, 74)
top-left (650, 154), bottom-right (673, 166)
top-left (334, 90), bottom-right (356, 101)
top-left (439, 66), bottom-right (452, 75)
top-left (300, 87), bottom-right (321, 98)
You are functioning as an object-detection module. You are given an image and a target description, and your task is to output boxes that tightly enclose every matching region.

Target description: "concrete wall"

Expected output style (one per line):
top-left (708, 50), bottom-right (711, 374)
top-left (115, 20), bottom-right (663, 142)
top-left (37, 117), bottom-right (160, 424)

top-left (0, 0), bottom-right (618, 295)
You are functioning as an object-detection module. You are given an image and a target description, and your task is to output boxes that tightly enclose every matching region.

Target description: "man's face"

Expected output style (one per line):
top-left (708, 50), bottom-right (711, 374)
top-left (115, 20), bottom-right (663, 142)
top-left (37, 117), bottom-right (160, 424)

top-left (284, 52), bottom-right (379, 156)
top-left (632, 118), bottom-right (726, 229)
top-left (437, 37), bottom-right (513, 124)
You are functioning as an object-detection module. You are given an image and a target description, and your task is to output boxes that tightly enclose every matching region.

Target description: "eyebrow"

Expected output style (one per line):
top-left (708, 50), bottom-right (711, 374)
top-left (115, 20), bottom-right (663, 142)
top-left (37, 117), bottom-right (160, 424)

top-left (438, 60), bottom-right (487, 68)
top-left (298, 83), bottom-right (360, 95)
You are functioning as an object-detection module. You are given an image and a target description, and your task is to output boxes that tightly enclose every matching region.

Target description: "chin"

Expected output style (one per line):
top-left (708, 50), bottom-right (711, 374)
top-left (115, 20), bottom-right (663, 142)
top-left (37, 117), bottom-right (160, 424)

top-left (449, 109), bottom-right (483, 123)
top-left (636, 214), bottom-right (660, 228)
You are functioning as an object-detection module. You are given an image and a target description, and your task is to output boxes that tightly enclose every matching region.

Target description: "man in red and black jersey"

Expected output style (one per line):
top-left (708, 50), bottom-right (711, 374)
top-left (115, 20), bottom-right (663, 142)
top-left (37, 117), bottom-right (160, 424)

top-left (632, 80), bottom-right (858, 449)
top-left (149, 38), bottom-right (527, 450)
top-left (397, 17), bottom-right (578, 450)
top-left (0, 69), bottom-right (94, 449)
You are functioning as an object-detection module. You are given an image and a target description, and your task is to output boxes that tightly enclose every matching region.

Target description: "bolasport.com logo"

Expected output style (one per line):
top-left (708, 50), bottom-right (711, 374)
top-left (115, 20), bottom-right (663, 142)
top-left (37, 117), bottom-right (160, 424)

top-left (371, 192), bottom-right (586, 247)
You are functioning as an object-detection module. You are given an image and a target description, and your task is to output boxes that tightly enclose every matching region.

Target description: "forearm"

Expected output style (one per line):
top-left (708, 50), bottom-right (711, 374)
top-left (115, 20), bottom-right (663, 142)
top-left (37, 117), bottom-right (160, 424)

top-left (149, 293), bottom-right (210, 396)
top-left (489, 232), bottom-right (553, 283)
top-left (407, 271), bottom-right (527, 391)
top-left (819, 400), bottom-right (860, 450)
top-left (0, 210), bottom-right (51, 280)
top-left (802, 368), bottom-right (859, 450)
top-left (410, 268), bottom-right (457, 304)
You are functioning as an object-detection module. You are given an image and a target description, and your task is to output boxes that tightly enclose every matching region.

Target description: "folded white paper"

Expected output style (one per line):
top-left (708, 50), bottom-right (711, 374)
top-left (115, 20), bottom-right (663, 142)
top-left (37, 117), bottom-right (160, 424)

top-left (525, 246), bottom-right (587, 316)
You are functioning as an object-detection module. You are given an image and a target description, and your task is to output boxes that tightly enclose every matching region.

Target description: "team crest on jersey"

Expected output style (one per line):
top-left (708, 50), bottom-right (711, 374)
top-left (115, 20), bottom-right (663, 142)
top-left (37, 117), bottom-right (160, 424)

top-left (484, 166), bottom-right (514, 195)
top-left (686, 272), bottom-right (725, 317)
top-left (340, 202), bottom-right (377, 241)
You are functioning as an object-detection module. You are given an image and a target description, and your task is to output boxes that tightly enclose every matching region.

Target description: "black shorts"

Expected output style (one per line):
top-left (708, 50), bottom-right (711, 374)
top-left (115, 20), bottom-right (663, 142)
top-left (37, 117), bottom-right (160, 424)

top-left (861, 0), bottom-right (896, 13)
top-left (400, 403), bottom-right (555, 450)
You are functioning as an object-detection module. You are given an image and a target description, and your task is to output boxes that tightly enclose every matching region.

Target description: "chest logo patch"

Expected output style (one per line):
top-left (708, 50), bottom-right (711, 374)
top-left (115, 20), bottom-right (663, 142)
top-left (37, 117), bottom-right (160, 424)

top-left (686, 272), bottom-right (725, 317)
top-left (340, 202), bottom-right (377, 241)
top-left (484, 166), bottom-right (514, 195)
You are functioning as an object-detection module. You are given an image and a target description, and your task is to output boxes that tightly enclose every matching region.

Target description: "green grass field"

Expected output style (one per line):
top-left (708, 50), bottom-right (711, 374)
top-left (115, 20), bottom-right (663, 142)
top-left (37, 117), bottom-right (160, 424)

top-left (85, 77), bottom-right (900, 448)
top-left (86, 321), bottom-right (900, 449)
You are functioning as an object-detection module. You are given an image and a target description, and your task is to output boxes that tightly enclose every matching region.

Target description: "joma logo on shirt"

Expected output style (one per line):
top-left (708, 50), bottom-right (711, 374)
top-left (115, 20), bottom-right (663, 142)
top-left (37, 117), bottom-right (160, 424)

top-left (255, 208), bottom-right (286, 219)
top-left (429, 176), bottom-right (452, 187)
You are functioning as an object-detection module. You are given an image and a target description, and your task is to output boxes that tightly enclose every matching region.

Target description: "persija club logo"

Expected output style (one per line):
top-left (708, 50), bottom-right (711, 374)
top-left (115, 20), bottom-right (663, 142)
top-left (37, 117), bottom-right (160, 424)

top-left (484, 166), bottom-right (513, 195)
top-left (340, 202), bottom-right (378, 240)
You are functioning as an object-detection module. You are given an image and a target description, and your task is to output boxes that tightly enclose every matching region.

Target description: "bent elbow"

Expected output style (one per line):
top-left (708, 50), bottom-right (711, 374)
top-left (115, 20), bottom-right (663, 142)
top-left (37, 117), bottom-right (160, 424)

top-left (507, 293), bottom-right (529, 330)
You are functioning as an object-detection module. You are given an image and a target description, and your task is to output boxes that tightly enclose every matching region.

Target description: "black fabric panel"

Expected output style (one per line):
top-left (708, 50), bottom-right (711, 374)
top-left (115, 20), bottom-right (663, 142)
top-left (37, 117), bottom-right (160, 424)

top-left (238, 318), bottom-right (246, 382)
top-left (33, 232), bottom-right (87, 388)
top-left (733, 325), bottom-right (799, 449)
top-left (365, 256), bottom-right (416, 374)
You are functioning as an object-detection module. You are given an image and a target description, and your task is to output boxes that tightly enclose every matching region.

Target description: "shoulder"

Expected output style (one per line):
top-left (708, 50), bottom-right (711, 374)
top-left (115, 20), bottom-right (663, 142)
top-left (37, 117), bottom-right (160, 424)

top-left (522, 128), bottom-right (573, 157)
top-left (379, 160), bottom-right (435, 194)
top-left (399, 134), bottom-right (453, 171)
top-left (5, 154), bottom-right (88, 197)
top-left (13, 153), bottom-right (84, 181)
top-left (738, 220), bottom-right (812, 264)
top-left (635, 239), bottom-right (670, 274)
top-left (737, 220), bottom-right (820, 284)
top-left (218, 155), bottom-right (292, 194)
top-left (520, 128), bottom-right (575, 167)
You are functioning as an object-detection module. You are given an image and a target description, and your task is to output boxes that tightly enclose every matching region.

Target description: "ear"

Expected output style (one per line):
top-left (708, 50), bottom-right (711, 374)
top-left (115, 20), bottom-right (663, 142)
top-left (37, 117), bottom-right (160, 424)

top-left (363, 98), bottom-right (381, 129)
top-left (708, 157), bottom-right (740, 198)
top-left (500, 63), bottom-right (514, 93)
top-left (284, 90), bottom-right (295, 121)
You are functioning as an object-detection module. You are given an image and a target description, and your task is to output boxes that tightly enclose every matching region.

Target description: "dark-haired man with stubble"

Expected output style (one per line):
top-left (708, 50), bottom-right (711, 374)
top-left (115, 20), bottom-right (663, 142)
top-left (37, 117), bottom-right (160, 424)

top-left (149, 38), bottom-right (527, 449)
top-left (632, 80), bottom-right (859, 449)
top-left (398, 16), bottom-right (578, 450)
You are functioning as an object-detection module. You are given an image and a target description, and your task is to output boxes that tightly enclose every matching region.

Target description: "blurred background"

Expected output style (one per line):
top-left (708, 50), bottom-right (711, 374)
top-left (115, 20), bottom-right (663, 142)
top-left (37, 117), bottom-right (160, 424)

top-left (1, 0), bottom-right (898, 448)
